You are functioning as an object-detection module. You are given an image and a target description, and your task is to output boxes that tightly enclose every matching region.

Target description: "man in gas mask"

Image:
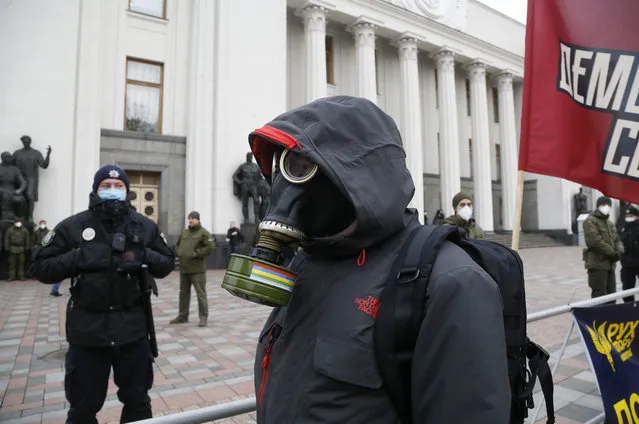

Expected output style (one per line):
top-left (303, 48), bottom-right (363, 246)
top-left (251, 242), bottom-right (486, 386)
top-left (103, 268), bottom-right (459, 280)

top-left (583, 196), bottom-right (624, 300)
top-left (30, 165), bottom-right (175, 423)
top-left (441, 191), bottom-right (484, 239)
top-left (242, 96), bottom-right (509, 423)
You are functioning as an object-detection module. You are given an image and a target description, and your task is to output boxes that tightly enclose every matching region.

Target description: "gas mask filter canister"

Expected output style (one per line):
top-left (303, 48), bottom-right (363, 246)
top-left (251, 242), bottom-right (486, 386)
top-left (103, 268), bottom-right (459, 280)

top-left (221, 149), bottom-right (318, 307)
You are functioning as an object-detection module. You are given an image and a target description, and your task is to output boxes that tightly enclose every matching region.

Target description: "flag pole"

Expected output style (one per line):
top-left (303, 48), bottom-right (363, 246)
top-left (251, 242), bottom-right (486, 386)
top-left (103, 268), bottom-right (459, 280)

top-left (511, 170), bottom-right (525, 251)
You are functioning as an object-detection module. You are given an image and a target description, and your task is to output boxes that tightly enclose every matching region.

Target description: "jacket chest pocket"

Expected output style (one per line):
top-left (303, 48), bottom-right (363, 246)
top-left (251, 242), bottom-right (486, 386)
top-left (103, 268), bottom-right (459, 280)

top-left (313, 336), bottom-right (383, 390)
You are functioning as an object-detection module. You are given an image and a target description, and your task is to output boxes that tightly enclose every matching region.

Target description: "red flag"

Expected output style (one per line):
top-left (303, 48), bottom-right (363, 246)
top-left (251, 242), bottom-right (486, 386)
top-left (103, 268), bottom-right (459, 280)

top-left (519, 0), bottom-right (639, 204)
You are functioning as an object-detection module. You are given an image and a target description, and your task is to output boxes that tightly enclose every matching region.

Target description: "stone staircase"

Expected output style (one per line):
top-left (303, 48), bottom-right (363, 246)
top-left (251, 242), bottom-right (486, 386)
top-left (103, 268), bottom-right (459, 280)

top-left (483, 232), bottom-right (570, 249)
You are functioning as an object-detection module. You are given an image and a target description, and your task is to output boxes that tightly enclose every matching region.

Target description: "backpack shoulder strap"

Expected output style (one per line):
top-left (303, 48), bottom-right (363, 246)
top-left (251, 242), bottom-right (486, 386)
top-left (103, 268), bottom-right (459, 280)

top-left (375, 224), bottom-right (460, 424)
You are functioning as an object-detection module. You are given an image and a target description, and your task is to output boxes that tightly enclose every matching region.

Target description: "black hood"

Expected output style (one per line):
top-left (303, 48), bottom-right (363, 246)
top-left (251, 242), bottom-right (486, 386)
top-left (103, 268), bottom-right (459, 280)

top-left (248, 96), bottom-right (416, 253)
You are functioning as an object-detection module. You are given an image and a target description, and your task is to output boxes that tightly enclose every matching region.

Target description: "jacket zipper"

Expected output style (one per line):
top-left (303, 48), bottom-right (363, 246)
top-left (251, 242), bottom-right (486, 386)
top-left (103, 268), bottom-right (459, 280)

top-left (257, 323), bottom-right (282, 408)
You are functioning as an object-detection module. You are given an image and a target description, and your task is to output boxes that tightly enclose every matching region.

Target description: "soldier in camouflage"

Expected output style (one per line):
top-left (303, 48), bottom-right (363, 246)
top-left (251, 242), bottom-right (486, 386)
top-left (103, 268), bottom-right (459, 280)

top-left (170, 211), bottom-right (215, 327)
top-left (582, 196), bottom-right (624, 300)
top-left (4, 218), bottom-right (30, 280)
top-left (441, 191), bottom-right (485, 239)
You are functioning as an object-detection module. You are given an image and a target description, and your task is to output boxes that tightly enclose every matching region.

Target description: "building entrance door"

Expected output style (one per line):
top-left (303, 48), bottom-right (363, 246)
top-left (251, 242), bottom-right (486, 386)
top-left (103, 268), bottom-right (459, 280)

top-left (127, 171), bottom-right (160, 224)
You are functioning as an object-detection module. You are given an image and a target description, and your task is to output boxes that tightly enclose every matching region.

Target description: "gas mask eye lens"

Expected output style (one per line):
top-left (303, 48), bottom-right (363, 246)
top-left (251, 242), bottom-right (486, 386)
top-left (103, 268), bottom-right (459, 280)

top-left (280, 149), bottom-right (318, 184)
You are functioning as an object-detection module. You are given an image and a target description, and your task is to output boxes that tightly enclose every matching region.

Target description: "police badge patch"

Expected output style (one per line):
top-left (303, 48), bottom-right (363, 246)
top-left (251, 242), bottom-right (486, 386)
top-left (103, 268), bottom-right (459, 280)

top-left (41, 230), bottom-right (55, 247)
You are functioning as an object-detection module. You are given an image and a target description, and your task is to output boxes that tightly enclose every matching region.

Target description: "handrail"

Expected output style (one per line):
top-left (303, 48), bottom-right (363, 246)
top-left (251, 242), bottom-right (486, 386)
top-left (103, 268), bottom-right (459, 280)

top-left (139, 287), bottom-right (639, 423)
top-left (136, 398), bottom-right (257, 423)
top-left (527, 287), bottom-right (639, 322)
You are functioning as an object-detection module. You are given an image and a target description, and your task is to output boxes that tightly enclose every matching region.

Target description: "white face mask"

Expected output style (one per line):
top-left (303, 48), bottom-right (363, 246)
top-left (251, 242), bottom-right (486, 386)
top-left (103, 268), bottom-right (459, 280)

top-left (625, 217), bottom-right (637, 223)
top-left (14, 222), bottom-right (22, 228)
top-left (598, 205), bottom-right (611, 216)
top-left (457, 205), bottom-right (473, 221)
top-left (39, 224), bottom-right (46, 229)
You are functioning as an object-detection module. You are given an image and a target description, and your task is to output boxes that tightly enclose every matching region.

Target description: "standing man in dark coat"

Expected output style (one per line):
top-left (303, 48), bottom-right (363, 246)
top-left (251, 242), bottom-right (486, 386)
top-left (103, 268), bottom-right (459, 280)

top-left (225, 221), bottom-right (244, 264)
top-left (620, 205), bottom-right (639, 302)
top-left (583, 196), bottom-right (624, 300)
top-left (12, 135), bottom-right (51, 223)
top-left (171, 211), bottom-right (215, 327)
top-left (30, 165), bottom-right (175, 424)
top-left (4, 218), bottom-right (30, 281)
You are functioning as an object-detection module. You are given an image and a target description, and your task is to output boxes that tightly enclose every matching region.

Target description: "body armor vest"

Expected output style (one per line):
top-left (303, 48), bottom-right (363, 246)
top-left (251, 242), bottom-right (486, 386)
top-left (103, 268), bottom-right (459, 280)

top-left (70, 215), bottom-right (146, 311)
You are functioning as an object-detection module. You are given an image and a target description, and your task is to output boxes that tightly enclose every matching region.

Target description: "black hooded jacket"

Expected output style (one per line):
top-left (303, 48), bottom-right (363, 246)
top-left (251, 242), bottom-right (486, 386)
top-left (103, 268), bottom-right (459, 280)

top-left (30, 192), bottom-right (175, 347)
top-left (248, 96), bottom-right (510, 423)
top-left (621, 220), bottom-right (639, 267)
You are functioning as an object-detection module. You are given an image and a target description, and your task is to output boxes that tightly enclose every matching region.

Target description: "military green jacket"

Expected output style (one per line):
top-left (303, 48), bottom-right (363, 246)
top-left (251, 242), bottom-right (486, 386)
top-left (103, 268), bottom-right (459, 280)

top-left (4, 227), bottom-right (30, 254)
top-left (176, 224), bottom-right (215, 274)
top-left (583, 210), bottom-right (624, 270)
top-left (442, 214), bottom-right (485, 239)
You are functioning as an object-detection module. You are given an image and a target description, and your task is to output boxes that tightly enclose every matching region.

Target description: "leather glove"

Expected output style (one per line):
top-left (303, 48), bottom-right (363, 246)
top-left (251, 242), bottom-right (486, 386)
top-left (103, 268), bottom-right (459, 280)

top-left (77, 243), bottom-right (112, 271)
top-left (118, 250), bottom-right (144, 273)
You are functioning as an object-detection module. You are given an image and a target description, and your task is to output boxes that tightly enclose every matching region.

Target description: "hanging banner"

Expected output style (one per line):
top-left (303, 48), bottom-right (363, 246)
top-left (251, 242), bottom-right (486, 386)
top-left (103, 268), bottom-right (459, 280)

top-left (518, 0), bottom-right (639, 204)
top-left (572, 302), bottom-right (639, 423)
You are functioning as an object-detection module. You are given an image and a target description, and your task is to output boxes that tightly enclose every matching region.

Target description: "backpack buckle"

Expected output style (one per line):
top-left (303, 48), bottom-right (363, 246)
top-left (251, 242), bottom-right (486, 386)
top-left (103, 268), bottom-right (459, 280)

top-left (396, 268), bottom-right (420, 284)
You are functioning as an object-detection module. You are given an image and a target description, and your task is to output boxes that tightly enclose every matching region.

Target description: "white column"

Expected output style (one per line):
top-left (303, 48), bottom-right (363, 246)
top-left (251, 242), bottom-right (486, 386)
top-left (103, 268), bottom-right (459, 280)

top-left (466, 61), bottom-right (494, 232)
top-left (496, 72), bottom-right (519, 231)
top-left (185, 0), bottom-right (215, 225)
top-left (71, 0), bottom-right (103, 214)
top-left (431, 49), bottom-right (461, 216)
top-left (349, 20), bottom-right (377, 103)
top-left (396, 36), bottom-right (425, 221)
top-left (591, 188), bottom-right (603, 210)
top-left (300, 5), bottom-right (328, 102)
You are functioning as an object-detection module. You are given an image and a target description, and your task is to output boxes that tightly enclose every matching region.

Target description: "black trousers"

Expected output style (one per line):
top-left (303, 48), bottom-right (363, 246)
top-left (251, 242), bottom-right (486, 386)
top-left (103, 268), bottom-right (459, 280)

top-left (65, 338), bottom-right (154, 424)
top-left (620, 266), bottom-right (639, 303)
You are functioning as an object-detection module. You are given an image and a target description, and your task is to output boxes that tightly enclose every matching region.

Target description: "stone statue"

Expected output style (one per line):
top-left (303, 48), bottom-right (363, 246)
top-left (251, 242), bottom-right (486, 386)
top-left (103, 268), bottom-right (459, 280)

top-left (12, 135), bottom-right (51, 223)
top-left (256, 176), bottom-right (271, 222)
top-left (0, 152), bottom-right (28, 224)
top-left (573, 187), bottom-right (588, 218)
top-left (232, 152), bottom-right (262, 224)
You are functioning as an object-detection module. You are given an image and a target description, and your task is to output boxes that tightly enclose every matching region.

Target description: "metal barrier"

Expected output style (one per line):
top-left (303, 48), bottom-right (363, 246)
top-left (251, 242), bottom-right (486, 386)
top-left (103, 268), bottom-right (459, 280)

top-left (138, 287), bottom-right (639, 424)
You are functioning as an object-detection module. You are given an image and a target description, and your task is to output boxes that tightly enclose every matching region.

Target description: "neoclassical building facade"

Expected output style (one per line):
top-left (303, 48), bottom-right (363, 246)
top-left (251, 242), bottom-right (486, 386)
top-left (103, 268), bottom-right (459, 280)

top-left (0, 0), bottom-right (591, 246)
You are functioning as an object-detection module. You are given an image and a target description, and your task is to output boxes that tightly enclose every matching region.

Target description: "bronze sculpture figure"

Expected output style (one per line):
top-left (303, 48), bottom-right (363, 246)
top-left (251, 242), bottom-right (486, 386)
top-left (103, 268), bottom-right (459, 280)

top-left (0, 152), bottom-right (27, 224)
top-left (232, 153), bottom-right (262, 223)
top-left (12, 135), bottom-right (51, 223)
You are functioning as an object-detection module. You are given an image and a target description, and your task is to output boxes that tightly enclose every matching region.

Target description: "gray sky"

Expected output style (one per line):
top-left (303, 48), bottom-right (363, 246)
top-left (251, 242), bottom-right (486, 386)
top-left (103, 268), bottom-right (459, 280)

top-left (477, 0), bottom-right (527, 24)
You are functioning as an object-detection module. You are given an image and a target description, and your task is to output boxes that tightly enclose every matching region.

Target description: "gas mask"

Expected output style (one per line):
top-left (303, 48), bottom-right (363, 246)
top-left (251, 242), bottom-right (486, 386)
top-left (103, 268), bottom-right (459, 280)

top-left (222, 148), bottom-right (355, 307)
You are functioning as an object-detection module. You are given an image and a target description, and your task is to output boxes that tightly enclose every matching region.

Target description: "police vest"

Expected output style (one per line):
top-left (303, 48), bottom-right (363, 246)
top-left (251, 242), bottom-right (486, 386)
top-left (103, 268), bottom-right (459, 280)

top-left (70, 215), bottom-right (147, 312)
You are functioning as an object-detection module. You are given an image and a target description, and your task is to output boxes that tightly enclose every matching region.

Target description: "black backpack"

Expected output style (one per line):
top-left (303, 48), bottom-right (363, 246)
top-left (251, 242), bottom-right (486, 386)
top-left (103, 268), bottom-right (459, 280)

top-left (374, 224), bottom-right (555, 424)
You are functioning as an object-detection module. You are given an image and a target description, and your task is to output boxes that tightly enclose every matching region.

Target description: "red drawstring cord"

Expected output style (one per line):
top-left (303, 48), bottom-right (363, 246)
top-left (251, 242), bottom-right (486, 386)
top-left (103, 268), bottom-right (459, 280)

top-left (357, 248), bottom-right (366, 266)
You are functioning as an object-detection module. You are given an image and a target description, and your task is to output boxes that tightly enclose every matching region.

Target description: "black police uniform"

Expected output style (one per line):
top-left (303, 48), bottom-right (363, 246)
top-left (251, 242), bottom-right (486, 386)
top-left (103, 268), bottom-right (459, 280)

top-left (620, 216), bottom-right (639, 302)
top-left (31, 192), bottom-right (175, 424)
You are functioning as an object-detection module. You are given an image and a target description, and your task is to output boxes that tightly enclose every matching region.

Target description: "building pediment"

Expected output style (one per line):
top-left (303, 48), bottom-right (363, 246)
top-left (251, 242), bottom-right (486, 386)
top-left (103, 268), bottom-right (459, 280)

top-left (380, 0), bottom-right (468, 30)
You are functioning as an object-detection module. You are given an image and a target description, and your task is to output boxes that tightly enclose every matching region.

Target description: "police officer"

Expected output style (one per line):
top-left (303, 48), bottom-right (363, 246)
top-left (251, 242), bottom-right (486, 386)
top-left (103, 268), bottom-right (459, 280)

top-left (30, 165), bottom-right (175, 424)
top-left (620, 206), bottom-right (639, 302)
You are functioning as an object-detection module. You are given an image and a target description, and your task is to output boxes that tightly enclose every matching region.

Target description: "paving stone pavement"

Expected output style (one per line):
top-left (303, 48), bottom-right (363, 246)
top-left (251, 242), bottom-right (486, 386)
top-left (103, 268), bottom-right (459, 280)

top-left (0, 246), bottom-right (618, 423)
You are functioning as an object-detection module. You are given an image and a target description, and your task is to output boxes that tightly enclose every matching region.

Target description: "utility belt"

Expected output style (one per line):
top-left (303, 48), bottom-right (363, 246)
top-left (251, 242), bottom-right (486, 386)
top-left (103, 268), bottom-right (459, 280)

top-left (72, 294), bottom-right (143, 312)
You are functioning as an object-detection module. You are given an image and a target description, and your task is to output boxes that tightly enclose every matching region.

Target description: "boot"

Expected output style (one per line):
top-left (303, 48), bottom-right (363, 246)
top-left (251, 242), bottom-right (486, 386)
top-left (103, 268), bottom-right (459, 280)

top-left (170, 316), bottom-right (188, 324)
top-left (198, 317), bottom-right (207, 327)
